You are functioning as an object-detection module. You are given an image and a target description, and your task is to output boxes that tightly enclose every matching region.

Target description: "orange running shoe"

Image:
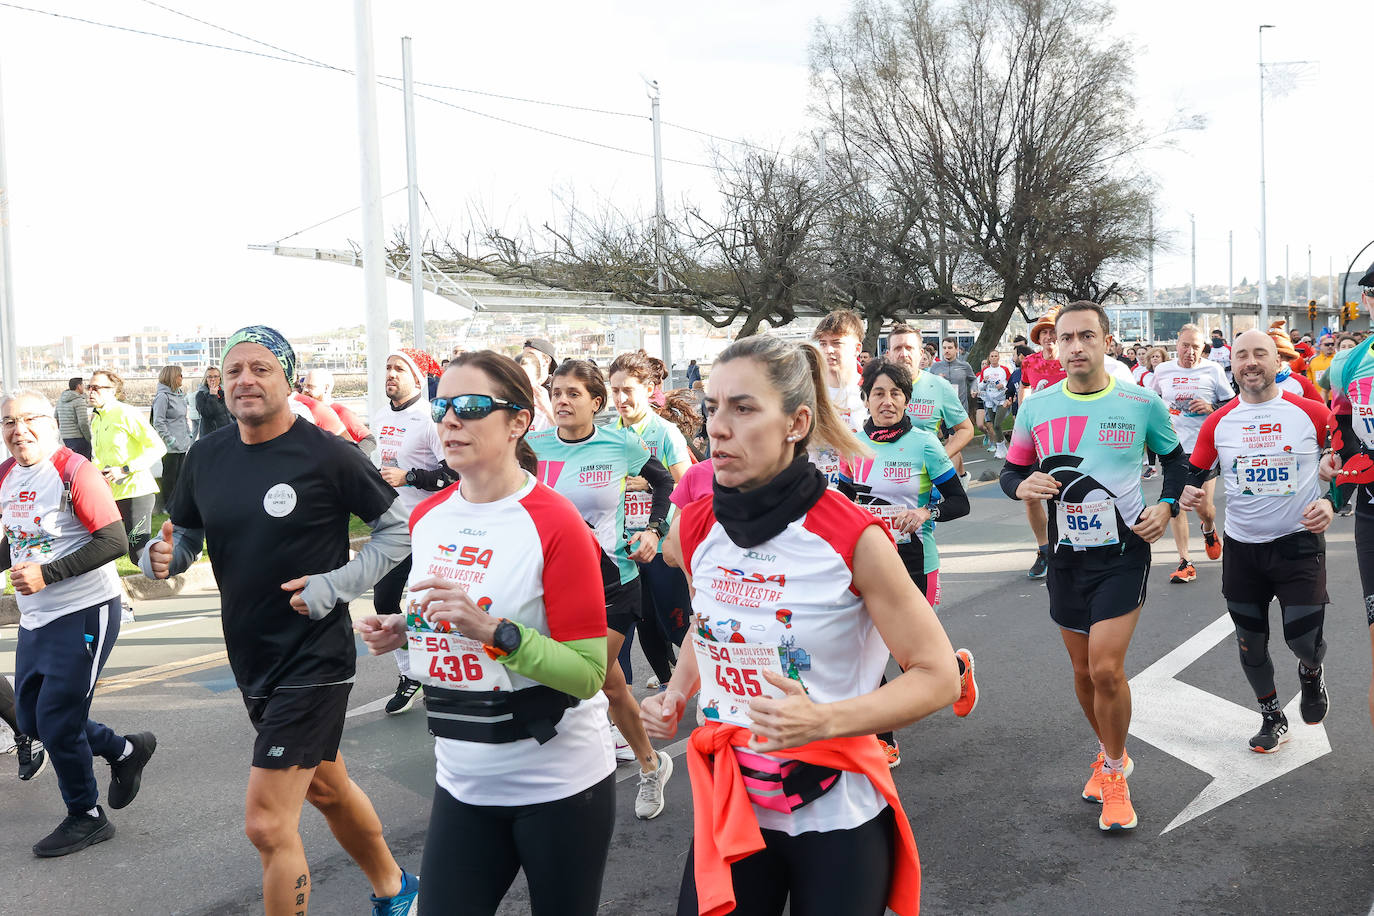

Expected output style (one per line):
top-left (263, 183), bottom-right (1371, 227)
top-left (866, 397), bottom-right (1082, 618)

top-left (879, 739), bottom-right (901, 769)
top-left (1169, 560), bottom-right (1197, 584)
top-left (1202, 527), bottom-right (1222, 561)
top-left (953, 648), bottom-right (979, 718)
top-left (1082, 751), bottom-right (1134, 802)
top-left (1098, 772), bottom-right (1138, 831)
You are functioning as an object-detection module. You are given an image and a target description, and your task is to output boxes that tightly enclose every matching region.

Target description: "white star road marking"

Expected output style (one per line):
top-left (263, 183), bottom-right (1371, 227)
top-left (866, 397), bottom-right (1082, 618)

top-left (1129, 613), bottom-right (1331, 834)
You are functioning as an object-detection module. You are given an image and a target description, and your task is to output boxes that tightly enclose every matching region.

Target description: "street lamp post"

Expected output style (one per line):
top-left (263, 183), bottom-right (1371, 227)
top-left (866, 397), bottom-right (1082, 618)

top-left (1257, 24), bottom-right (1275, 329)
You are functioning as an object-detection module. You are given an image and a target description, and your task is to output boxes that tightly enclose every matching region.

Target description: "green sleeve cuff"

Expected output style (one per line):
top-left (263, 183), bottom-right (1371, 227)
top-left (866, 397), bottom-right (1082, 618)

top-left (497, 624), bottom-right (607, 700)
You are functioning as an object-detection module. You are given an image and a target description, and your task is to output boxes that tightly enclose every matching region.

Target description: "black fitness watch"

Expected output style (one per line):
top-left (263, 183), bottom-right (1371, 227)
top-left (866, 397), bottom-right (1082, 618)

top-left (404, 469), bottom-right (417, 487)
top-left (644, 519), bottom-right (670, 539)
top-left (491, 618), bottom-right (522, 656)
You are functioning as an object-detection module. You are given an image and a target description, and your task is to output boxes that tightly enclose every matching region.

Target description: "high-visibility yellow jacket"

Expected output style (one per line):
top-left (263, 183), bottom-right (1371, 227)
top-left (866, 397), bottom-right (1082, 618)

top-left (90, 400), bottom-right (166, 500)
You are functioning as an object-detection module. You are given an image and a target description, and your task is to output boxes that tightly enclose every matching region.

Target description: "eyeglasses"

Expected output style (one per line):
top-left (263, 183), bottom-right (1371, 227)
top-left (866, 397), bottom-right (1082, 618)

top-left (2, 413), bottom-right (55, 431)
top-left (87, 384), bottom-right (115, 391)
top-left (430, 394), bottom-right (528, 423)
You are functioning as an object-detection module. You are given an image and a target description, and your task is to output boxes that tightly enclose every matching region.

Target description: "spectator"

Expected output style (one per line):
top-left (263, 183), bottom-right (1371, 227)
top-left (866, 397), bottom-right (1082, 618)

top-left (195, 366), bottom-right (233, 440)
top-left (685, 358), bottom-right (701, 387)
top-left (646, 356), bottom-right (668, 408)
top-left (515, 351), bottom-right (557, 432)
top-left (1307, 335), bottom-right (1336, 384)
top-left (55, 377), bottom-right (92, 458)
top-left (521, 337), bottom-right (558, 389)
top-left (929, 337), bottom-right (976, 413)
top-left (150, 366), bottom-right (192, 510)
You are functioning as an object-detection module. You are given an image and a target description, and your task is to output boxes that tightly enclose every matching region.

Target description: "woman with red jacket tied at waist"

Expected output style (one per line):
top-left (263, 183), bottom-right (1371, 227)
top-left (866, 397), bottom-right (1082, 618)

top-left (642, 335), bottom-right (959, 916)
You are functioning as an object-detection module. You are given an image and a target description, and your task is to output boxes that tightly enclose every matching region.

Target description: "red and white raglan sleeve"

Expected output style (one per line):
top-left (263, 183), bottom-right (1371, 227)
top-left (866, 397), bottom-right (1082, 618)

top-left (65, 455), bottom-right (122, 534)
top-left (524, 483), bottom-right (608, 641)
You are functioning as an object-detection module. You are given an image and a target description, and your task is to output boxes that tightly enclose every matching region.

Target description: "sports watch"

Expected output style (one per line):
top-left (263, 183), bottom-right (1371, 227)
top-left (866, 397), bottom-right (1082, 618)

top-left (644, 519), bottom-right (670, 539)
top-left (486, 618), bottom-right (522, 658)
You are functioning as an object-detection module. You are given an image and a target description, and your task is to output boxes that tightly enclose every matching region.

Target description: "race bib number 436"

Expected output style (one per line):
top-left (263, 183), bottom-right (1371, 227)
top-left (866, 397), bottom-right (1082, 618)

top-left (692, 635), bottom-right (788, 728)
top-left (408, 631), bottom-right (513, 692)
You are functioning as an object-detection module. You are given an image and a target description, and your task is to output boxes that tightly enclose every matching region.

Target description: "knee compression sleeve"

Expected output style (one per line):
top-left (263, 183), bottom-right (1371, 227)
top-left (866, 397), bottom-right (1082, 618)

top-left (1280, 604), bottom-right (1327, 669)
top-left (1227, 601), bottom-right (1276, 700)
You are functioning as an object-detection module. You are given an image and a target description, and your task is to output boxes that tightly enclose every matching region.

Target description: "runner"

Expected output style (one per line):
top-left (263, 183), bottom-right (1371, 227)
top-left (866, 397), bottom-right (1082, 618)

top-left (371, 349), bottom-right (446, 717)
top-left (1319, 335), bottom-right (1359, 515)
top-left (1001, 301), bottom-right (1186, 831)
top-left (143, 326), bottom-right (419, 916)
top-left (1137, 347), bottom-right (1168, 480)
top-left (883, 323), bottom-right (974, 472)
top-left (1147, 324), bottom-right (1234, 584)
top-left (1017, 310), bottom-right (1069, 579)
top-left (1210, 329), bottom-right (1233, 386)
top-left (2, 390), bottom-right (157, 857)
top-left (302, 369), bottom-right (377, 454)
top-left (355, 351), bottom-right (616, 916)
top-left (977, 349), bottom-right (1013, 459)
top-left (929, 337), bottom-right (977, 478)
top-left (1181, 329), bottom-right (1335, 752)
top-left (809, 310), bottom-right (869, 480)
top-left (608, 350), bottom-right (694, 691)
top-left (1267, 322), bottom-right (1326, 402)
top-left (527, 359), bottom-right (677, 818)
top-left (642, 334), bottom-right (959, 915)
top-left (838, 358), bottom-right (977, 767)
top-left (1, 673), bottom-right (47, 779)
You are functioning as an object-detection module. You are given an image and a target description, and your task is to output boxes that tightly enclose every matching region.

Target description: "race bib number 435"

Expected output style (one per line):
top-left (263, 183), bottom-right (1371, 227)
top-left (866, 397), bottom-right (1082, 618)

top-left (408, 631), bottom-right (513, 692)
top-left (692, 635), bottom-right (789, 728)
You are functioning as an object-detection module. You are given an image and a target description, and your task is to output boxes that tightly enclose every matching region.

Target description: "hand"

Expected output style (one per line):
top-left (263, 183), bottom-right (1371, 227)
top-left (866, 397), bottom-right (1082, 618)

top-left (894, 507), bottom-right (932, 534)
top-left (281, 575), bottom-right (312, 615)
top-left (149, 521), bottom-right (175, 579)
top-left (746, 670), bottom-right (831, 753)
top-left (627, 529), bottom-right (659, 563)
top-left (1179, 485), bottom-right (1204, 512)
top-left (1301, 499), bottom-right (1335, 534)
top-left (379, 466), bottom-right (407, 486)
top-left (1187, 398), bottom-right (1213, 414)
top-left (624, 475), bottom-right (649, 493)
top-left (1131, 503), bottom-right (1172, 543)
top-left (408, 576), bottom-right (499, 644)
top-left (1319, 451), bottom-right (1341, 483)
top-left (101, 467), bottom-right (118, 483)
top-left (8, 562), bottom-right (45, 595)
top-left (354, 614), bottom-right (407, 655)
top-left (1015, 471), bottom-right (1061, 501)
top-left (641, 688), bottom-right (688, 740)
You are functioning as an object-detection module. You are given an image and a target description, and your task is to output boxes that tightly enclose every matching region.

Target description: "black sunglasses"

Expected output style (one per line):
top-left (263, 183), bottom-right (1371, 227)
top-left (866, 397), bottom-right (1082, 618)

top-left (430, 394), bottom-right (528, 423)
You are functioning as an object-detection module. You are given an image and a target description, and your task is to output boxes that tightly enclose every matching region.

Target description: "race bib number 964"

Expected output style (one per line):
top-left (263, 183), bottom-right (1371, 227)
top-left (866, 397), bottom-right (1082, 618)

top-left (1056, 497), bottom-right (1119, 547)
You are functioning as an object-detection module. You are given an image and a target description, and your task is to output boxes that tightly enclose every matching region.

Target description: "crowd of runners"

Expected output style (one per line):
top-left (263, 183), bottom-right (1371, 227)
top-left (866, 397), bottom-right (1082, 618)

top-left (4, 266), bottom-right (1374, 914)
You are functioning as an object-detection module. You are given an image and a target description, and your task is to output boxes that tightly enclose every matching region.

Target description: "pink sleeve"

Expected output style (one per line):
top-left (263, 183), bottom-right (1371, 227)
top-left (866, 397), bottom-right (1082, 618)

top-left (670, 460), bottom-right (713, 509)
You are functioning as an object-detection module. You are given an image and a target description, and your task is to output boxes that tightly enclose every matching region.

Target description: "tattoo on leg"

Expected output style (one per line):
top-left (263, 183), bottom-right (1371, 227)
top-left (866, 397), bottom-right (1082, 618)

top-left (1366, 595), bottom-right (1374, 627)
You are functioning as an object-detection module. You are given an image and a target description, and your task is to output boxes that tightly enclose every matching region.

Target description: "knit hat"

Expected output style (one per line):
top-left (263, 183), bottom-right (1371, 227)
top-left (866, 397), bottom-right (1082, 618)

top-left (387, 350), bottom-right (428, 390)
top-left (1029, 306), bottom-right (1062, 346)
top-left (1266, 320), bottom-right (1299, 361)
top-left (223, 326), bottom-right (295, 382)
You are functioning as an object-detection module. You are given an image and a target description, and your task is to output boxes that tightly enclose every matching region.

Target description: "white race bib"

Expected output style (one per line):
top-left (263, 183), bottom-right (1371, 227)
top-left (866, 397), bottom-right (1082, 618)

top-left (1056, 497), bottom-right (1119, 547)
top-left (1236, 454), bottom-right (1296, 497)
top-left (692, 634), bottom-right (789, 728)
top-left (862, 503), bottom-right (912, 545)
top-left (623, 490), bottom-right (653, 534)
top-left (1353, 399), bottom-right (1374, 450)
top-left (408, 628), bottom-right (513, 692)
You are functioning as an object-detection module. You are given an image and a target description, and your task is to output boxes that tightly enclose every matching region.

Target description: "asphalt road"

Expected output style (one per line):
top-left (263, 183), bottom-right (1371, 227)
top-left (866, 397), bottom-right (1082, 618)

top-left (4, 445), bottom-right (1374, 916)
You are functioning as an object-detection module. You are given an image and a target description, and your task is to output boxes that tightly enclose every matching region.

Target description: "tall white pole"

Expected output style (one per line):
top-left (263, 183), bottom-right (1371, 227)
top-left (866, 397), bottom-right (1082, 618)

top-left (402, 37), bottom-right (425, 351)
top-left (354, 0), bottom-right (389, 420)
top-left (1227, 230), bottom-right (1234, 337)
top-left (1258, 25), bottom-right (1274, 328)
top-left (1306, 245), bottom-right (1312, 306)
top-left (647, 79), bottom-right (671, 367)
top-left (1189, 214), bottom-right (1197, 307)
top-left (1146, 210), bottom-right (1155, 341)
top-left (1329, 257), bottom-right (1335, 324)
top-left (1283, 245), bottom-right (1290, 307)
top-left (0, 61), bottom-right (19, 393)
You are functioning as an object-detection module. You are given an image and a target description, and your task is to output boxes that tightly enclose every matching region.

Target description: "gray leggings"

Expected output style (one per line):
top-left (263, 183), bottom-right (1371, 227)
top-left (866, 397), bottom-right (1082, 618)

top-left (1228, 600), bottom-right (1326, 702)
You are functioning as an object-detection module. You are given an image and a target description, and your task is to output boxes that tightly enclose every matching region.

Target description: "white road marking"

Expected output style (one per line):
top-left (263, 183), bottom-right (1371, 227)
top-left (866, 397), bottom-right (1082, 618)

top-left (120, 615), bottom-right (208, 636)
top-left (345, 695), bottom-right (392, 719)
top-left (1129, 613), bottom-right (1331, 834)
top-left (615, 735), bottom-right (690, 783)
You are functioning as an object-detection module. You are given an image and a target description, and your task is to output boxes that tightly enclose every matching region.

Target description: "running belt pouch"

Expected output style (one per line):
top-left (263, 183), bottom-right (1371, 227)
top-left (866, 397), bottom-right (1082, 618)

top-left (733, 749), bottom-right (840, 814)
top-left (1278, 530), bottom-right (1324, 560)
top-left (423, 684), bottom-right (578, 745)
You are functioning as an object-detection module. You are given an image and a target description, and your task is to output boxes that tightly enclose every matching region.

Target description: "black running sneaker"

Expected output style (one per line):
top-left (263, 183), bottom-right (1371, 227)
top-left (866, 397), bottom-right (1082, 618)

top-left (385, 676), bottom-right (422, 715)
top-left (1299, 665), bottom-right (1330, 724)
top-left (1250, 712), bottom-right (1290, 753)
top-left (1028, 553), bottom-right (1048, 580)
top-left (108, 732), bottom-right (157, 810)
top-left (17, 735), bottom-right (48, 781)
top-left (33, 808), bottom-right (115, 858)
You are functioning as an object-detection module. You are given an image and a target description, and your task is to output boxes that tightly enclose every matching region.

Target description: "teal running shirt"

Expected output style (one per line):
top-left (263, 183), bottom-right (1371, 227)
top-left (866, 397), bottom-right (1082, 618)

top-left (841, 426), bottom-right (955, 574)
top-left (614, 412), bottom-right (688, 545)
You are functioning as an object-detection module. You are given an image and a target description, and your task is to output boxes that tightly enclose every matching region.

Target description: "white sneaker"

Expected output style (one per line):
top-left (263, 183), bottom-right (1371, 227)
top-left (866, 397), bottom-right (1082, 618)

top-left (608, 724), bottom-right (636, 762)
top-left (120, 605), bottom-right (135, 624)
top-left (645, 675), bottom-right (661, 690)
top-left (634, 750), bottom-right (674, 819)
top-left (996, 442), bottom-right (1008, 459)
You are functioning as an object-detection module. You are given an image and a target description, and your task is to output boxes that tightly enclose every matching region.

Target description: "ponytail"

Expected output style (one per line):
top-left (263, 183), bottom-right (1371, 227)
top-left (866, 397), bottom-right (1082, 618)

top-left (798, 344), bottom-right (870, 462)
top-left (516, 438), bottom-right (538, 475)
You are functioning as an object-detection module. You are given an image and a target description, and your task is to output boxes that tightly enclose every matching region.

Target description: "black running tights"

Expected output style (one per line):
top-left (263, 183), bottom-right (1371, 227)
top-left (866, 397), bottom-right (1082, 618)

top-left (676, 806), bottom-right (895, 916)
top-left (0, 674), bottom-right (17, 733)
top-left (419, 774), bottom-right (616, 916)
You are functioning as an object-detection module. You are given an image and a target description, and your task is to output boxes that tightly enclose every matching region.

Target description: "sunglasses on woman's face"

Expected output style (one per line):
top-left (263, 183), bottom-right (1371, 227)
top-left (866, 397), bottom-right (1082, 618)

top-left (430, 394), bottom-right (527, 423)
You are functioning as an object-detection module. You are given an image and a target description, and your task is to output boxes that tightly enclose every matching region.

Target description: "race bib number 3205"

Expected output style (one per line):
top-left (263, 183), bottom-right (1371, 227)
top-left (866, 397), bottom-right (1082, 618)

top-left (408, 631), bottom-right (513, 692)
top-left (692, 635), bottom-right (788, 728)
top-left (1236, 454), bottom-right (1296, 496)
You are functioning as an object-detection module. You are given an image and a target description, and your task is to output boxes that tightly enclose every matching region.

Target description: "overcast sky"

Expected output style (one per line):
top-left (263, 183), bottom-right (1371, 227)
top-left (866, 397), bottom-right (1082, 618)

top-left (2, 0), bottom-right (1370, 346)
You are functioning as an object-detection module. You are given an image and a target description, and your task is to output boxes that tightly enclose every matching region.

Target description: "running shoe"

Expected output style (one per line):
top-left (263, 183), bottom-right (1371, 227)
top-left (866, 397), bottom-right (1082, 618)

top-left (879, 739), bottom-right (901, 769)
top-left (634, 750), bottom-right (674, 819)
top-left (609, 724), bottom-right (636, 762)
top-left (645, 675), bottom-right (662, 690)
top-left (33, 807), bottom-right (115, 858)
top-left (1169, 560), bottom-right (1196, 584)
top-left (1098, 773), bottom-right (1137, 831)
top-left (17, 735), bottom-right (48, 781)
top-left (953, 648), bottom-right (979, 718)
top-left (1082, 751), bottom-right (1134, 803)
top-left (1141, 466), bottom-right (1158, 480)
top-left (1028, 553), bottom-right (1048, 580)
top-left (370, 868), bottom-right (420, 916)
top-left (385, 676), bottom-right (422, 715)
top-left (108, 732), bottom-right (157, 810)
top-left (1298, 665), bottom-right (1330, 724)
top-left (995, 441), bottom-right (1009, 459)
top-left (1340, 503), bottom-right (1354, 518)
top-left (121, 603), bottom-right (136, 624)
top-left (1202, 527), bottom-right (1222, 561)
top-left (1250, 711), bottom-right (1290, 753)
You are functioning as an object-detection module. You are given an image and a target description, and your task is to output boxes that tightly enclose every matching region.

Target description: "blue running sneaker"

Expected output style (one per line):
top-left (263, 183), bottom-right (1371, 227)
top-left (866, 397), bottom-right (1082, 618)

top-left (371, 869), bottom-right (419, 916)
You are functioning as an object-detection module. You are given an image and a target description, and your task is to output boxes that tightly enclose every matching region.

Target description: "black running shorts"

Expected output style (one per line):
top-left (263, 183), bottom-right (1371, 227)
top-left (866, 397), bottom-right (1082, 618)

top-left (1221, 532), bottom-right (1328, 607)
top-left (1045, 549), bottom-right (1150, 634)
top-left (604, 577), bottom-right (643, 637)
top-left (242, 682), bottom-right (352, 770)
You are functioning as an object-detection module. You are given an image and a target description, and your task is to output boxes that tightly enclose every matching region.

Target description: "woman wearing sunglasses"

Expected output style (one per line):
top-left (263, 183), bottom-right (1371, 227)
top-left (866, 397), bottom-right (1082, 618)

top-left (527, 359), bottom-right (677, 819)
top-left (355, 351), bottom-right (616, 916)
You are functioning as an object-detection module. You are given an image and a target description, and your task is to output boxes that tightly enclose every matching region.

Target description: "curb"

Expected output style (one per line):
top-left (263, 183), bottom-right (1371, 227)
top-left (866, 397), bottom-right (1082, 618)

top-left (1, 561), bottom-right (219, 627)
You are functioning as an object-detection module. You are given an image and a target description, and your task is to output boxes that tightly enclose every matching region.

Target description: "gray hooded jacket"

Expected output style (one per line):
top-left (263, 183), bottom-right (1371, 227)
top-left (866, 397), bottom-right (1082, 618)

top-left (151, 383), bottom-right (192, 454)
